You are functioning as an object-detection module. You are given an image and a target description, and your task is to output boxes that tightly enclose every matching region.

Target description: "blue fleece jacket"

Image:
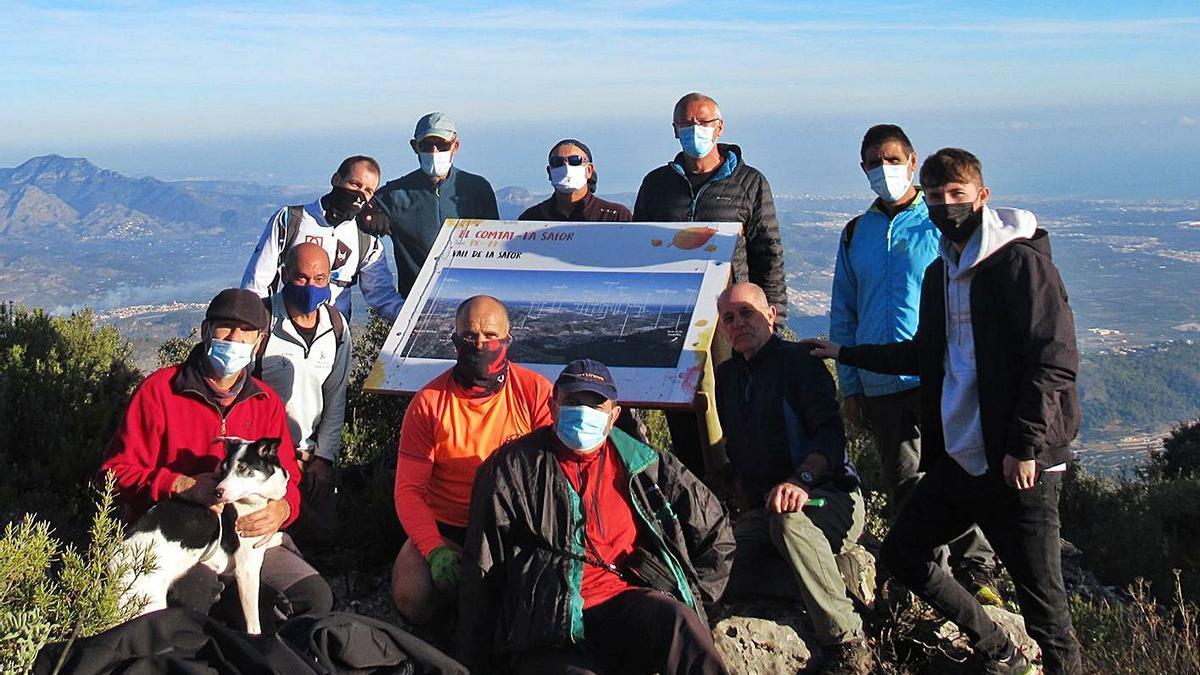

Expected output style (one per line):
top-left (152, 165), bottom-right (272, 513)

top-left (829, 193), bottom-right (940, 397)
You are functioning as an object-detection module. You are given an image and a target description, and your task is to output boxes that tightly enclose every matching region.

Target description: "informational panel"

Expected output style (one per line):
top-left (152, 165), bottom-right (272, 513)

top-left (365, 219), bottom-right (740, 408)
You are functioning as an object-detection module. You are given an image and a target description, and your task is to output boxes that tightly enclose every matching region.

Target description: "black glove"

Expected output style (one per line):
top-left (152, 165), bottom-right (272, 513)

top-left (356, 199), bottom-right (391, 236)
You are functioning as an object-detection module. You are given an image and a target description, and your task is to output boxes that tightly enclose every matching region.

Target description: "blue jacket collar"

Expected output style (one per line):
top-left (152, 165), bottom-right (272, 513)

top-left (669, 143), bottom-right (741, 184)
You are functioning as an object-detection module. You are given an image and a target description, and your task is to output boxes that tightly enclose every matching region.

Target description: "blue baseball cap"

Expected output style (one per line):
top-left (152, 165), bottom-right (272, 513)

top-left (555, 359), bottom-right (619, 401)
top-left (414, 112), bottom-right (458, 141)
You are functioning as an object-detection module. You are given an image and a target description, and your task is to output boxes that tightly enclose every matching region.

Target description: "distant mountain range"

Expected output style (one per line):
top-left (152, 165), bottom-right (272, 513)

top-left (0, 155), bottom-right (300, 241)
top-left (0, 154), bottom-right (569, 239)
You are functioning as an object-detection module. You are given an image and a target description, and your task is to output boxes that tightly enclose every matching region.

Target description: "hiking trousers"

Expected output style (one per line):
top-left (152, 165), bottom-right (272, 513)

top-left (881, 460), bottom-right (1082, 675)
top-left (729, 487), bottom-right (866, 646)
top-left (514, 588), bottom-right (728, 675)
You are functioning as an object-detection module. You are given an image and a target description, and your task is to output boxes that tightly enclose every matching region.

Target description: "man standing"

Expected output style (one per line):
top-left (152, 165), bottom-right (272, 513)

top-left (633, 93), bottom-right (786, 318)
top-left (808, 148), bottom-right (1083, 674)
top-left (375, 113), bottom-right (500, 300)
top-left (459, 359), bottom-right (734, 675)
top-left (256, 243), bottom-right (351, 544)
top-left (102, 288), bottom-right (333, 626)
top-left (633, 92), bottom-right (787, 475)
top-left (518, 139), bottom-right (631, 222)
top-left (715, 282), bottom-right (872, 675)
top-left (831, 125), bottom-right (997, 600)
top-left (242, 155), bottom-right (403, 321)
top-left (391, 295), bottom-right (552, 627)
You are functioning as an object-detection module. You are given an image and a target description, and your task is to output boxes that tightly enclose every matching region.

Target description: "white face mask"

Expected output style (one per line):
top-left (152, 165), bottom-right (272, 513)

top-left (866, 161), bottom-right (914, 203)
top-left (549, 164), bottom-right (588, 193)
top-left (419, 151), bottom-right (453, 177)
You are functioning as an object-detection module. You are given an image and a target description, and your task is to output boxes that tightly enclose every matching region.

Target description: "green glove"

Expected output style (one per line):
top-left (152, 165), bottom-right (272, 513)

top-left (428, 545), bottom-right (462, 592)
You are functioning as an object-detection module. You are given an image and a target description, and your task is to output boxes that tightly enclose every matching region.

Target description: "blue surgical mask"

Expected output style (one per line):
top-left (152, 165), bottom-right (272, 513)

top-left (555, 405), bottom-right (612, 451)
top-left (867, 162), bottom-right (914, 203)
top-left (678, 124), bottom-right (716, 159)
top-left (282, 282), bottom-right (331, 314)
top-left (206, 337), bottom-right (255, 377)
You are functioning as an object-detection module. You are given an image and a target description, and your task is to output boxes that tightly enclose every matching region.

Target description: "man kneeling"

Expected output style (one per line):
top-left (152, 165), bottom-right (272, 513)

top-left (715, 282), bottom-right (872, 675)
top-left (458, 359), bottom-right (735, 674)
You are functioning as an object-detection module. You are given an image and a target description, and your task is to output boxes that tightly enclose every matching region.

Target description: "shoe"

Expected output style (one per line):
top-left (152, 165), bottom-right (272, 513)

top-left (975, 642), bottom-right (1036, 675)
top-left (821, 639), bottom-right (874, 675)
top-left (958, 566), bottom-right (1004, 608)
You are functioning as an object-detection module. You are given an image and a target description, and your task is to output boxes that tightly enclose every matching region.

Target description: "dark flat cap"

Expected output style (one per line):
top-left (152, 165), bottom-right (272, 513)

top-left (205, 288), bottom-right (270, 331)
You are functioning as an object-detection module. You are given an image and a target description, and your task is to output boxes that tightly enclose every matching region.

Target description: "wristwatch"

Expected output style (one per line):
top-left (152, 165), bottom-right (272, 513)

top-left (796, 470), bottom-right (817, 491)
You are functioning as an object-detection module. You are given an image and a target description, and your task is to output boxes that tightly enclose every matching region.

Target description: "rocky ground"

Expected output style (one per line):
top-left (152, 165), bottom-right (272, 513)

top-left (322, 536), bottom-right (1119, 674)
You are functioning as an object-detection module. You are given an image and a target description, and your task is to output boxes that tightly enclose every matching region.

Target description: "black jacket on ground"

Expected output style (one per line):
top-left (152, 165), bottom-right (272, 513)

top-left (839, 228), bottom-right (1080, 473)
top-left (34, 609), bottom-right (467, 675)
top-left (715, 335), bottom-right (859, 499)
top-left (457, 426), bottom-right (734, 673)
top-left (633, 144), bottom-right (788, 320)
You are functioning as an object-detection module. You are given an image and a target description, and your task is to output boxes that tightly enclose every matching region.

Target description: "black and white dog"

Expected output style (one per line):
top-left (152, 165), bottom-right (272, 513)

top-left (115, 436), bottom-right (289, 634)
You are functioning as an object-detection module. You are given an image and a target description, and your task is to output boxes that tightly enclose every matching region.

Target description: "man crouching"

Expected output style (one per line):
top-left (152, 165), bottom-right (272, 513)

top-left (458, 359), bottom-right (734, 674)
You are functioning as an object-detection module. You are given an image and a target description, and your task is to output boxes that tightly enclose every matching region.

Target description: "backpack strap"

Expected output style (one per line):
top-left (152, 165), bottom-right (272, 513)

top-left (252, 297), bottom-right (273, 379)
top-left (279, 205), bottom-right (306, 252)
top-left (327, 305), bottom-right (346, 346)
top-left (269, 205), bottom-right (308, 294)
top-left (841, 215), bottom-right (861, 250)
top-left (353, 230), bottom-right (376, 284)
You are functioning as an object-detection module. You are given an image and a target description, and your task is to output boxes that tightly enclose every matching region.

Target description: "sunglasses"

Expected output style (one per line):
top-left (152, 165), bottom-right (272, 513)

top-left (416, 138), bottom-right (455, 152)
top-left (548, 155), bottom-right (589, 168)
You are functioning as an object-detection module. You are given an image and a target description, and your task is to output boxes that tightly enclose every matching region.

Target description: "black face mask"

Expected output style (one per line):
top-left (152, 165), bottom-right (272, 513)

top-left (928, 202), bottom-right (983, 244)
top-left (450, 334), bottom-right (512, 397)
top-left (322, 185), bottom-right (368, 225)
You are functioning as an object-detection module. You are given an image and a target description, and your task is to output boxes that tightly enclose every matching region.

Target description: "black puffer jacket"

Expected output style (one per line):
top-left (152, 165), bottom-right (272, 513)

top-left (840, 228), bottom-right (1080, 473)
top-left (457, 427), bottom-right (734, 673)
top-left (633, 144), bottom-right (788, 320)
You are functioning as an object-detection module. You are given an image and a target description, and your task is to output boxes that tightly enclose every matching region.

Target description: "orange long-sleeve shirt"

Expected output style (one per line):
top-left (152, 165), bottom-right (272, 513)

top-left (394, 364), bottom-right (553, 557)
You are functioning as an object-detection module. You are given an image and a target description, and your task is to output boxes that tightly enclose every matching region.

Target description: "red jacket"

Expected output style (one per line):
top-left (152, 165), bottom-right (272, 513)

top-left (101, 345), bottom-right (301, 525)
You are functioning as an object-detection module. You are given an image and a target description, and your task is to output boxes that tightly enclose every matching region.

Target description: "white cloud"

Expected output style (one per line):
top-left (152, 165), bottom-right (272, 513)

top-left (1182, 116), bottom-right (1197, 127)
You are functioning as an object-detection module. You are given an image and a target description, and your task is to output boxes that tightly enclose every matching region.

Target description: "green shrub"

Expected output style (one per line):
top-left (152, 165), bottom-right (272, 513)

top-left (1150, 418), bottom-right (1200, 481)
top-left (155, 328), bottom-right (196, 369)
top-left (0, 305), bottom-right (141, 543)
top-left (335, 312), bottom-right (409, 566)
top-left (341, 312), bottom-right (408, 467)
top-left (1073, 575), bottom-right (1200, 674)
top-left (1062, 463), bottom-right (1200, 602)
top-left (0, 475), bottom-right (152, 674)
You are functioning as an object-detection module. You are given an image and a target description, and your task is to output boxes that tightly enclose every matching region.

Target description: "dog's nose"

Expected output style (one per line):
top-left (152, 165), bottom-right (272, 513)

top-left (213, 487), bottom-right (224, 500)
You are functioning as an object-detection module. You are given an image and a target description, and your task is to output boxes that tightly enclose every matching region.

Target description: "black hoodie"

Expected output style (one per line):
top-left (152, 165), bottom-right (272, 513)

top-left (840, 222), bottom-right (1080, 474)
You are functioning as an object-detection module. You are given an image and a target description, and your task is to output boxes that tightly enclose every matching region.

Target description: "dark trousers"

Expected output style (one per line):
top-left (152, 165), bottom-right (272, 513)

top-left (665, 410), bottom-right (707, 477)
top-left (515, 589), bottom-right (729, 675)
top-left (863, 388), bottom-right (996, 574)
top-left (881, 460), bottom-right (1082, 674)
top-left (168, 534), bottom-right (333, 633)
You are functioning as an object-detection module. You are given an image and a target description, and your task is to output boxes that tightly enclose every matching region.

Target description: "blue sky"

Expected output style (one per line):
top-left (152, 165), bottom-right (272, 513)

top-left (1, 1), bottom-right (1198, 197)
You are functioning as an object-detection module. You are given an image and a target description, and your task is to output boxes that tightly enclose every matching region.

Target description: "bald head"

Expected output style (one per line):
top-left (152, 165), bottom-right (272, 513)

top-left (284, 242), bottom-right (331, 285)
top-left (454, 295), bottom-right (510, 346)
top-left (673, 92), bottom-right (721, 121)
top-left (718, 282), bottom-right (769, 312)
top-left (717, 282), bottom-right (777, 358)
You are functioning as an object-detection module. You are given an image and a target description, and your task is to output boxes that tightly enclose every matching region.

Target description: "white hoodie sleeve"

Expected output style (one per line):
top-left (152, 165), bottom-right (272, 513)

top-left (357, 236), bottom-right (405, 322)
top-left (241, 208), bottom-right (288, 297)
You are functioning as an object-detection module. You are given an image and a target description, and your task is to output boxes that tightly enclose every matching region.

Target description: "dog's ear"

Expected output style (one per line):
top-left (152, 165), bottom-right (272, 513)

top-left (255, 437), bottom-right (282, 462)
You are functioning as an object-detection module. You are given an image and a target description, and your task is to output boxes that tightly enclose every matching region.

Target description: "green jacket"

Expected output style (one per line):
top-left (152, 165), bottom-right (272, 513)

top-left (457, 426), bottom-right (733, 672)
